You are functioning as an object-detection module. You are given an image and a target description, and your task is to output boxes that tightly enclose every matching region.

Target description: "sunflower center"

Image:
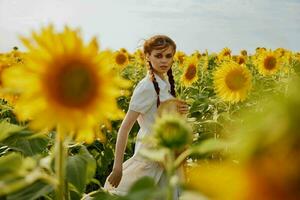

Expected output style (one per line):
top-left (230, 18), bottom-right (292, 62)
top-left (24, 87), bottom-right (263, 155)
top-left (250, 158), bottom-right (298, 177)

top-left (264, 56), bottom-right (277, 70)
top-left (178, 55), bottom-right (185, 64)
top-left (241, 50), bottom-right (247, 56)
top-left (185, 64), bottom-right (197, 80)
top-left (47, 63), bottom-right (98, 108)
top-left (225, 70), bottom-right (246, 91)
top-left (116, 53), bottom-right (127, 65)
top-left (223, 51), bottom-right (231, 57)
top-left (238, 57), bottom-right (245, 65)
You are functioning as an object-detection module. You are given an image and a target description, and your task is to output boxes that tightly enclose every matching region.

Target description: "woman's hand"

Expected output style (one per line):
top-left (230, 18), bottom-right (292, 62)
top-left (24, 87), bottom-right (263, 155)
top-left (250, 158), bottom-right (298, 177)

top-left (107, 167), bottom-right (122, 188)
top-left (176, 100), bottom-right (189, 115)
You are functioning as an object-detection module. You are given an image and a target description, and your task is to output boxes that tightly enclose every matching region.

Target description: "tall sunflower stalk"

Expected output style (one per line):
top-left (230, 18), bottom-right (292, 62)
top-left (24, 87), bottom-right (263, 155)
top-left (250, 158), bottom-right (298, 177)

top-left (55, 126), bottom-right (68, 200)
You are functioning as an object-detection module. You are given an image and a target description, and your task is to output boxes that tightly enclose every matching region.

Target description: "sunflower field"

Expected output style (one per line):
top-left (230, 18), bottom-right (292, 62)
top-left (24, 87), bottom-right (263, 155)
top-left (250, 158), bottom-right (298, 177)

top-left (1, 26), bottom-right (300, 200)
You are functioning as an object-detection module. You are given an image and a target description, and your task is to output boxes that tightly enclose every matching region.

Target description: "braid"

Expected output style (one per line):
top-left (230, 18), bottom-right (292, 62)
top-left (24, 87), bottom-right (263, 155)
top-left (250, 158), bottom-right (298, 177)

top-left (167, 68), bottom-right (176, 97)
top-left (148, 62), bottom-right (160, 107)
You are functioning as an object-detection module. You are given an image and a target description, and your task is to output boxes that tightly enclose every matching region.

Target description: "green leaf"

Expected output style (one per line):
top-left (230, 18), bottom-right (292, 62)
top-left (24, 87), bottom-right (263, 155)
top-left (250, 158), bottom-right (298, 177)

top-left (0, 152), bottom-right (23, 180)
top-left (66, 146), bottom-right (96, 194)
top-left (191, 138), bottom-right (228, 155)
top-left (88, 177), bottom-right (160, 200)
top-left (97, 146), bottom-right (114, 173)
top-left (1, 130), bottom-right (50, 156)
top-left (88, 190), bottom-right (118, 200)
top-left (0, 120), bottom-right (24, 141)
top-left (128, 177), bottom-right (156, 193)
top-left (6, 181), bottom-right (53, 200)
top-left (0, 153), bottom-right (44, 196)
top-left (125, 177), bottom-right (161, 200)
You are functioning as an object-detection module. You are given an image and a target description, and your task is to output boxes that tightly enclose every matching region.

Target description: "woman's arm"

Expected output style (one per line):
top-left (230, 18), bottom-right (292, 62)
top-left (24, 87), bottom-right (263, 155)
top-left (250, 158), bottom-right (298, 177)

top-left (107, 110), bottom-right (140, 187)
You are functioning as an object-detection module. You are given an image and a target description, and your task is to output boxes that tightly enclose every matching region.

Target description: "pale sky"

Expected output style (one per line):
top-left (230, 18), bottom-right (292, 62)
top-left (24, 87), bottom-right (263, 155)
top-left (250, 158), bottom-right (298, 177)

top-left (0, 0), bottom-right (299, 54)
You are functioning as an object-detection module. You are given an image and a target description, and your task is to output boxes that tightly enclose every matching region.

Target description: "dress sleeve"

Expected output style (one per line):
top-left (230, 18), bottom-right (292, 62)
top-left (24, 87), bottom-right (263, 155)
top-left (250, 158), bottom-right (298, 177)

top-left (128, 81), bottom-right (156, 114)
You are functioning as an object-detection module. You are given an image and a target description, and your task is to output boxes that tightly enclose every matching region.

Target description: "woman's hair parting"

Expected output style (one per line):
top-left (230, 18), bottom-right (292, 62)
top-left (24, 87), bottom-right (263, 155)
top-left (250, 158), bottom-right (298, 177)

top-left (143, 35), bottom-right (177, 107)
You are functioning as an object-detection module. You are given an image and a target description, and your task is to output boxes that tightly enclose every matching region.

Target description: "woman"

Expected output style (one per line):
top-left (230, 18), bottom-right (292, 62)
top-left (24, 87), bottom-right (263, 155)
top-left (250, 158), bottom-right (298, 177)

top-left (104, 35), bottom-right (189, 198)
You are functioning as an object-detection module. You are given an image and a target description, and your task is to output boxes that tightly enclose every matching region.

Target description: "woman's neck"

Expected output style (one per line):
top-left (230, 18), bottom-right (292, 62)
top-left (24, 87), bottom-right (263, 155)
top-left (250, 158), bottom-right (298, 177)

top-left (153, 71), bottom-right (166, 81)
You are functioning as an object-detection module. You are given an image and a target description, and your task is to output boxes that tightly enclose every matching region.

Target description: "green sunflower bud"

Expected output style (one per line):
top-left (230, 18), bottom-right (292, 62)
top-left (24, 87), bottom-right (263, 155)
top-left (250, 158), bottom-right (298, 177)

top-left (153, 114), bottom-right (193, 150)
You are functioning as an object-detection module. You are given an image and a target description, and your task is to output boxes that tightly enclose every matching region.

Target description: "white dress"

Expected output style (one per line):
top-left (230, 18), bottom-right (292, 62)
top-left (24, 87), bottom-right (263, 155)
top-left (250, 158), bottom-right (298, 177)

top-left (104, 72), bottom-right (178, 197)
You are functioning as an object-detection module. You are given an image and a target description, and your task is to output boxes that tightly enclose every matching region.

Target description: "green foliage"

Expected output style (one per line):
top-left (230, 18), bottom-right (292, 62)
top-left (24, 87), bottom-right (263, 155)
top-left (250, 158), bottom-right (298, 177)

top-left (1, 129), bottom-right (50, 157)
top-left (0, 152), bottom-right (46, 196)
top-left (67, 145), bottom-right (97, 196)
top-left (1, 49), bottom-right (299, 199)
top-left (6, 181), bottom-right (53, 200)
top-left (88, 177), bottom-right (162, 200)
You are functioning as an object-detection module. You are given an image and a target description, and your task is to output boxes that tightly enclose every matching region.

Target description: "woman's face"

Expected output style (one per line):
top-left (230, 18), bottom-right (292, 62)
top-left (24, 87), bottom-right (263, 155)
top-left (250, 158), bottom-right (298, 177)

top-left (146, 45), bottom-right (175, 76)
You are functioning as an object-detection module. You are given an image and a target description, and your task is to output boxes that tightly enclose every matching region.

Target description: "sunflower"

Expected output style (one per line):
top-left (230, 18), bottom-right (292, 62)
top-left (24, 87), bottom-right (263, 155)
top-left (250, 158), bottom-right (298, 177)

top-left (2, 25), bottom-right (130, 143)
top-left (119, 47), bottom-right (128, 54)
top-left (274, 48), bottom-right (289, 58)
top-left (113, 50), bottom-right (129, 70)
top-left (186, 162), bottom-right (249, 200)
top-left (0, 62), bottom-right (20, 105)
top-left (240, 50), bottom-right (248, 57)
top-left (181, 55), bottom-right (199, 86)
top-left (191, 50), bottom-right (201, 59)
top-left (253, 47), bottom-right (267, 60)
top-left (295, 52), bottom-right (300, 60)
top-left (217, 47), bottom-right (232, 62)
top-left (235, 55), bottom-right (247, 65)
top-left (174, 51), bottom-right (186, 66)
top-left (255, 47), bottom-right (266, 53)
top-left (214, 61), bottom-right (252, 103)
top-left (153, 113), bottom-right (192, 151)
top-left (256, 51), bottom-right (281, 76)
top-left (0, 53), bottom-right (22, 105)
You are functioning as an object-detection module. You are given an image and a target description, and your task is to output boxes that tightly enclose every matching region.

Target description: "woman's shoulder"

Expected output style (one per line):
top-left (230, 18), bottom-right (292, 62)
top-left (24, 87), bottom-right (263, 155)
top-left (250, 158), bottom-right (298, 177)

top-left (129, 75), bottom-right (156, 113)
top-left (134, 76), bottom-right (154, 92)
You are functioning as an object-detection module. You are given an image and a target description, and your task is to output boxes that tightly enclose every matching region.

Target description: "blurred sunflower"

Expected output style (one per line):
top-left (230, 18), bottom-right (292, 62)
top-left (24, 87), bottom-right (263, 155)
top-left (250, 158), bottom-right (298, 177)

top-left (119, 47), bottom-right (128, 54)
top-left (240, 49), bottom-right (248, 57)
top-left (2, 25), bottom-right (130, 143)
top-left (235, 55), bottom-right (247, 65)
top-left (186, 161), bottom-right (249, 200)
top-left (274, 48), bottom-right (289, 58)
top-left (214, 60), bottom-right (252, 103)
top-left (187, 78), bottom-right (300, 200)
top-left (181, 55), bottom-right (199, 86)
top-left (253, 47), bottom-right (267, 61)
top-left (295, 52), bottom-right (300, 61)
top-left (174, 51), bottom-right (186, 66)
top-left (255, 47), bottom-right (267, 54)
top-left (217, 47), bottom-right (232, 62)
top-left (0, 52), bottom-right (22, 105)
top-left (191, 50), bottom-right (201, 60)
top-left (153, 113), bottom-right (193, 151)
top-left (113, 50), bottom-right (129, 70)
top-left (256, 51), bottom-right (281, 76)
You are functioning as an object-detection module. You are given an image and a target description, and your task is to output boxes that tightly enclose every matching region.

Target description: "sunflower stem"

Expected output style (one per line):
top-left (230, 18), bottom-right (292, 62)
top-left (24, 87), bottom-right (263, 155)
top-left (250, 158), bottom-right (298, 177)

top-left (166, 150), bottom-right (176, 200)
top-left (55, 127), bottom-right (68, 200)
